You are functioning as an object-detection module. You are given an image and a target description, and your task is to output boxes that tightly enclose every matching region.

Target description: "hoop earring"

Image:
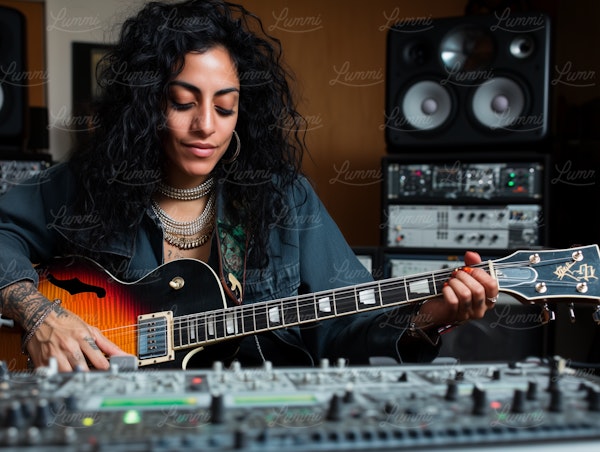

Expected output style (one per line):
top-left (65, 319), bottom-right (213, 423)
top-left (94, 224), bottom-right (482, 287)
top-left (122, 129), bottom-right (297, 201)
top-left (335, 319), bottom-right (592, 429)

top-left (222, 130), bottom-right (241, 164)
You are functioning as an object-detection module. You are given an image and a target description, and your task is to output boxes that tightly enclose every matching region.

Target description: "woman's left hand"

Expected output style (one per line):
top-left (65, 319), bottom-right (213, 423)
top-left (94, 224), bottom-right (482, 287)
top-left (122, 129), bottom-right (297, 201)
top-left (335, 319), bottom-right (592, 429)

top-left (417, 251), bottom-right (499, 328)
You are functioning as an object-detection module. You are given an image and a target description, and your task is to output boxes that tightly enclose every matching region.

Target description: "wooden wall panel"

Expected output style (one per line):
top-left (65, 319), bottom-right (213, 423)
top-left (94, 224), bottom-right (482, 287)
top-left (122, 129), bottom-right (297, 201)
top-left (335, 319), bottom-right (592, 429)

top-left (243, 1), bottom-right (466, 246)
top-left (0, 0), bottom-right (45, 106)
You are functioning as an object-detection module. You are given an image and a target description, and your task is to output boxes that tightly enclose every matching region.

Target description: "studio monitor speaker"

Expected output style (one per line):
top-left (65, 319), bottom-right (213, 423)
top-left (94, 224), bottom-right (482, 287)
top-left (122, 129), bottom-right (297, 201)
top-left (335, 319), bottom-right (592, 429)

top-left (0, 6), bottom-right (27, 150)
top-left (385, 12), bottom-right (550, 150)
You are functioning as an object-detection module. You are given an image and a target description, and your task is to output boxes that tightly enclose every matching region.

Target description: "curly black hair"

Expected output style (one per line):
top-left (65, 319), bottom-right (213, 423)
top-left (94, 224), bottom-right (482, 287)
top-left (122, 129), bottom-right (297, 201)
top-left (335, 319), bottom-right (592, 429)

top-left (69, 0), bottom-right (307, 267)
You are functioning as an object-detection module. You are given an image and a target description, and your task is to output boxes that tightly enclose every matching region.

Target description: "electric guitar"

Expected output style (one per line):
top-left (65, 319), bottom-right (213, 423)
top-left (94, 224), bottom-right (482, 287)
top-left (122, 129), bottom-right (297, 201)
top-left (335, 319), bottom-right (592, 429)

top-left (1, 245), bottom-right (599, 370)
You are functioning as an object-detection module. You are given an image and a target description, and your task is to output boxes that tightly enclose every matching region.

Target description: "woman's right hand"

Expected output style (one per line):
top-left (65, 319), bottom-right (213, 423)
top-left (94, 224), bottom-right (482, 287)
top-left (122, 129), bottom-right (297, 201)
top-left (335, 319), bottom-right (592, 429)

top-left (25, 301), bottom-right (126, 371)
top-left (1, 281), bottom-right (126, 371)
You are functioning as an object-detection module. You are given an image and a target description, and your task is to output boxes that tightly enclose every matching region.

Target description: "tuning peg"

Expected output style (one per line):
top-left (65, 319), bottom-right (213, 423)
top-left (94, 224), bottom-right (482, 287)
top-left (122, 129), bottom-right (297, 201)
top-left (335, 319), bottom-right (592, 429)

top-left (592, 306), bottom-right (600, 325)
top-left (569, 303), bottom-right (576, 323)
top-left (539, 303), bottom-right (555, 324)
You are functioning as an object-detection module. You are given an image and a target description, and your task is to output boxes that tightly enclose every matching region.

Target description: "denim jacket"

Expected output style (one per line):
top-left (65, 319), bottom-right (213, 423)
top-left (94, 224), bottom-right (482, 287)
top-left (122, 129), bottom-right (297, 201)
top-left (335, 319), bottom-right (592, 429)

top-left (0, 163), bottom-right (439, 366)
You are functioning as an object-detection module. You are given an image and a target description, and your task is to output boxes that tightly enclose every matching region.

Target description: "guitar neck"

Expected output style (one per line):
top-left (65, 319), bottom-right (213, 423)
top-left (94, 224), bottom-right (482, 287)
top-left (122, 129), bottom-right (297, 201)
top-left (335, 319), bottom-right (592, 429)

top-left (173, 268), bottom-right (453, 350)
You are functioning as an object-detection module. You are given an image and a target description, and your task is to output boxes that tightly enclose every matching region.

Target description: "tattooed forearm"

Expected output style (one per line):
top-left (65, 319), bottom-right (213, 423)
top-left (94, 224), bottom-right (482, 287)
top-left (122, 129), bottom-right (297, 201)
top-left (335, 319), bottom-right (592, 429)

top-left (0, 281), bottom-right (57, 331)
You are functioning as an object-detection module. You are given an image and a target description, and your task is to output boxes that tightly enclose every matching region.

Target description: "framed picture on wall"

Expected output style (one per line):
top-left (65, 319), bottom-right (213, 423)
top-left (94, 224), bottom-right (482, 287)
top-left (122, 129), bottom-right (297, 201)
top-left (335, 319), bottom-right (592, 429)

top-left (71, 42), bottom-right (113, 132)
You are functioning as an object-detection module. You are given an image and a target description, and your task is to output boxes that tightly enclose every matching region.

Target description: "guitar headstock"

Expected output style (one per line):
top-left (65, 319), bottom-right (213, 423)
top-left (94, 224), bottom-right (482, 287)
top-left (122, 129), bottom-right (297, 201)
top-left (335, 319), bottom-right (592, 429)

top-left (494, 245), bottom-right (600, 305)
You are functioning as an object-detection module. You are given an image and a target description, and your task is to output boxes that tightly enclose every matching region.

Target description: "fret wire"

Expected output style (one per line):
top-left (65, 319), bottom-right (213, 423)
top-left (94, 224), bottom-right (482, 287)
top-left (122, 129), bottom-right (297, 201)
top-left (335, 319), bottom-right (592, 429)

top-left (194, 315), bottom-right (201, 343)
top-left (332, 291), bottom-right (338, 317)
top-left (296, 295), bottom-right (301, 324)
top-left (188, 316), bottom-right (194, 342)
top-left (278, 300), bottom-right (285, 327)
top-left (173, 267), bottom-right (464, 345)
top-left (174, 317), bottom-right (181, 348)
top-left (203, 312), bottom-right (208, 342)
top-left (196, 312), bottom-right (205, 344)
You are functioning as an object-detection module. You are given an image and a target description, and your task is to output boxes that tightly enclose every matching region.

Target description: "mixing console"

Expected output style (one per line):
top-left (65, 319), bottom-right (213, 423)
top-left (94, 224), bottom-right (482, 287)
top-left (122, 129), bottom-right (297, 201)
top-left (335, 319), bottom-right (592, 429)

top-left (1, 357), bottom-right (600, 451)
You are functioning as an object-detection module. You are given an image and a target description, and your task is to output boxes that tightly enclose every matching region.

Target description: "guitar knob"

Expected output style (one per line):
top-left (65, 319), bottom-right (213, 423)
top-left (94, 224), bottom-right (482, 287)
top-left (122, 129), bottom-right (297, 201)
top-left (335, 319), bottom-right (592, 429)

top-left (169, 277), bottom-right (185, 290)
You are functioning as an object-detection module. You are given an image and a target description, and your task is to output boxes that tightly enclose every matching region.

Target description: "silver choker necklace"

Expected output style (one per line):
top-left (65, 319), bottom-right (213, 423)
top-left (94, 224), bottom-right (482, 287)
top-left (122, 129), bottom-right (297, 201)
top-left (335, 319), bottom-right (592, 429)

top-left (156, 177), bottom-right (214, 201)
top-left (151, 191), bottom-right (216, 250)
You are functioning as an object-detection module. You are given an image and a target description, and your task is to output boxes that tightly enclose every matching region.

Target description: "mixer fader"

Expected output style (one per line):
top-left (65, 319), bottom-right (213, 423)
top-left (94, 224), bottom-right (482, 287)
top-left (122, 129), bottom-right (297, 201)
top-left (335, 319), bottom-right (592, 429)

top-left (1, 357), bottom-right (600, 451)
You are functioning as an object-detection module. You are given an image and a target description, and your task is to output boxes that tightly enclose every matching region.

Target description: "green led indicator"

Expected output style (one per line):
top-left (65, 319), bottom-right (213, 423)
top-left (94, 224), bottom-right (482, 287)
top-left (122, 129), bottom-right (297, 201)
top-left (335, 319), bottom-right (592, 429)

top-left (508, 181), bottom-right (515, 187)
top-left (123, 410), bottom-right (141, 425)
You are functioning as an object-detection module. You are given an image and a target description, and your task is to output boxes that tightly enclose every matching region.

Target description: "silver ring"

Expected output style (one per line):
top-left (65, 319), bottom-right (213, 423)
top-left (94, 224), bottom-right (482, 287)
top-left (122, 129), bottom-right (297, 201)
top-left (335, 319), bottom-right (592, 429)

top-left (487, 297), bottom-right (498, 304)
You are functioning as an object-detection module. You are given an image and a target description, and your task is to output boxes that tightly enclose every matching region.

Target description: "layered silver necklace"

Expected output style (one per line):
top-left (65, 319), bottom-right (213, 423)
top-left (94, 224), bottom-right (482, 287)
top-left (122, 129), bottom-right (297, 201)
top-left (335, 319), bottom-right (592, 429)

top-left (156, 177), bottom-right (214, 201)
top-left (152, 177), bottom-right (216, 250)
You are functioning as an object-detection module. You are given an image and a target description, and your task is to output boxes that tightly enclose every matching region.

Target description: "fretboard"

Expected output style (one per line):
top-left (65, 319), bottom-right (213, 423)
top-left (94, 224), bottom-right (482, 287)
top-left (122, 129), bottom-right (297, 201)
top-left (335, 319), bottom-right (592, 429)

top-left (172, 270), bottom-right (449, 351)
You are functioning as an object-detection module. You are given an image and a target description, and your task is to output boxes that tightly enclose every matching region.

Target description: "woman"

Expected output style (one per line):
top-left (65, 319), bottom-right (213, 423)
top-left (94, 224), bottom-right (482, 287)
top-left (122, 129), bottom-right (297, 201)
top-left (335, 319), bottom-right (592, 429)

top-left (0, 0), bottom-right (498, 371)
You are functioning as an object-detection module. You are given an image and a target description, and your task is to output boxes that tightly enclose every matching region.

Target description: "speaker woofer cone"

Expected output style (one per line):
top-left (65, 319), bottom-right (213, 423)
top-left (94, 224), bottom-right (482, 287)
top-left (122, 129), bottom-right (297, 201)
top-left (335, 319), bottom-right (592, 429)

top-left (401, 80), bottom-right (453, 131)
top-left (471, 77), bottom-right (525, 130)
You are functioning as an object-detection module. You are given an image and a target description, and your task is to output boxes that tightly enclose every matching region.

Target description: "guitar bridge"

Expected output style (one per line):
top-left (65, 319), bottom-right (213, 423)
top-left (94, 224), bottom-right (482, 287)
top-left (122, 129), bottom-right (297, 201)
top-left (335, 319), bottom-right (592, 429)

top-left (137, 311), bottom-right (174, 366)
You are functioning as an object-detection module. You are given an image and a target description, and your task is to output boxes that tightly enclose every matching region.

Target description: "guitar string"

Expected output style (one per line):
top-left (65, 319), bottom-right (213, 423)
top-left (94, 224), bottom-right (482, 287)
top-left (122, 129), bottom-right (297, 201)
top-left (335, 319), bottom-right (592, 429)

top-left (97, 257), bottom-right (588, 348)
top-left (96, 256), bottom-right (589, 348)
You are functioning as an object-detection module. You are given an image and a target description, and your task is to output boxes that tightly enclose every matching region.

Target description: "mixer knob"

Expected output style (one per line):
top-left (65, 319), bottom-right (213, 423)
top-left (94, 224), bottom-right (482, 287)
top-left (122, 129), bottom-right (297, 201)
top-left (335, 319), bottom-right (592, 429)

top-left (342, 385), bottom-right (355, 403)
top-left (64, 395), bottom-right (78, 411)
top-left (34, 399), bottom-right (51, 429)
top-left (586, 388), bottom-right (600, 412)
top-left (62, 426), bottom-right (78, 444)
top-left (3, 426), bottom-right (19, 446)
top-left (26, 426), bottom-right (42, 445)
top-left (233, 428), bottom-right (249, 450)
top-left (445, 381), bottom-right (458, 401)
top-left (210, 393), bottom-right (225, 424)
top-left (511, 389), bottom-right (525, 413)
top-left (326, 394), bottom-right (342, 421)
top-left (526, 381), bottom-right (538, 400)
top-left (491, 368), bottom-right (501, 380)
top-left (471, 386), bottom-right (487, 415)
top-left (549, 389), bottom-right (563, 413)
top-left (5, 401), bottom-right (25, 429)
